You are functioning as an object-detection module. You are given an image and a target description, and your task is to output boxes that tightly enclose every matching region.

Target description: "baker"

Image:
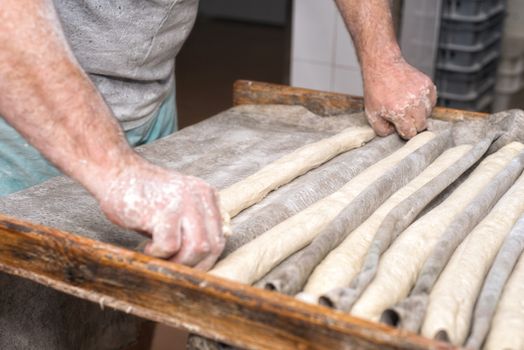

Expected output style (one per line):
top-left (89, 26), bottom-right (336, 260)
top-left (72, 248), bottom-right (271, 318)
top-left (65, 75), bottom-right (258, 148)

top-left (0, 0), bottom-right (436, 347)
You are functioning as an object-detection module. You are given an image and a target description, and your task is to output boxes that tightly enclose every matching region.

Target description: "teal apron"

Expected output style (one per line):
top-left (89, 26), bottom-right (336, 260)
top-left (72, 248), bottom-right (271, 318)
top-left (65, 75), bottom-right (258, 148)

top-left (0, 88), bottom-right (176, 196)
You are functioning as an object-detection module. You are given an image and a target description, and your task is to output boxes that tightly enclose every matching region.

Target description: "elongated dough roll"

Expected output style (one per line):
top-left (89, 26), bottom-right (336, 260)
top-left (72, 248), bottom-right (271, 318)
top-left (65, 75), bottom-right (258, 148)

top-left (382, 153), bottom-right (524, 333)
top-left (484, 253), bottom-right (524, 350)
top-left (349, 142), bottom-right (524, 322)
top-left (223, 135), bottom-right (404, 255)
top-left (296, 144), bottom-right (472, 301)
top-left (219, 127), bottom-right (375, 218)
top-left (421, 166), bottom-right (524, 345)
top-left (314, 137), bottom-right (493, 308)
top-left (466, 214), bottom-right (524, 350)
top-left (210, 132), bottom-right (435, 284)
top-left (259, 133), bottom-right (449, 295)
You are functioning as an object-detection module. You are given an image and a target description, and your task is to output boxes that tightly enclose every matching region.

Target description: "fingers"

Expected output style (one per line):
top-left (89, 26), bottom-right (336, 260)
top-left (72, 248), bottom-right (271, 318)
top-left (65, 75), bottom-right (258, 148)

top-left (144, 217), bottom-right (182, 259)
top-left (150, 181), bottom-right (224, 270)
top-left (380, 95), bottom-right (432, 140)
top-left (171, 215), bottom-right (211, 266)
top-left (366, 110), bottom-right (395, 137)
top-left (386, 113), bottom-right (418, 140)
top-left (408, 99), bottom-right (429, 133)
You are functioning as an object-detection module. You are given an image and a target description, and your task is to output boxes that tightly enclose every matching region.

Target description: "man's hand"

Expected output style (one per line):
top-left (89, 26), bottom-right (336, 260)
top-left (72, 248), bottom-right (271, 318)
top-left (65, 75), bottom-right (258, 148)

top-left (335, 0), bottom-right (437, 139)
top-left (363, 58), bottom-right (437, 139)
top-left (99, 160), bottom-right (225, 271)
top-left (0, 0), bottom-right (224, 270)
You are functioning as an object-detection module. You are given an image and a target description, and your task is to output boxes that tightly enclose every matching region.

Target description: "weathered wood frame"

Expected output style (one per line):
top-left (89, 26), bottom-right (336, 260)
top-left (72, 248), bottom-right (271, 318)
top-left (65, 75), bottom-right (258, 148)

top-left (0, 80), bottom-right (484, 350)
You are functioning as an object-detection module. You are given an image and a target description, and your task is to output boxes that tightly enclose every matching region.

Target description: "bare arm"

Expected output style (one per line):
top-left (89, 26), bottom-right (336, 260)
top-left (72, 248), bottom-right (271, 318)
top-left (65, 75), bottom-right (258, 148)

top-left (335, 0), bottom-right (437, 139)
top-left (0, 0), bottom-right (224, 269)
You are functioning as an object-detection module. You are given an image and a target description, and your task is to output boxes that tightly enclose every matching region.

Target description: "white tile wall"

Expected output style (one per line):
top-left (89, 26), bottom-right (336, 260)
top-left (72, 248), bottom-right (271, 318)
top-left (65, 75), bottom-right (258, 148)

top-left (332, 66), bottom-right (363, 95)
top-left (290, 0), bottom-right (363, 96)
top-left (291, 0), bottom-right (337, 64)
top-left (291, 60), bottom-right (333, 92)
top-left (334, 14), bottom-right (359, 69)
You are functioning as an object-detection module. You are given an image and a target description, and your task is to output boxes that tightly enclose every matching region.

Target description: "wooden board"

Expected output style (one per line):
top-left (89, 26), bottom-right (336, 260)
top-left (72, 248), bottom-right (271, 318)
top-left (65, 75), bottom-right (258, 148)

top-left (0, 80), bottom-right (476, 350)
top-left (233, 80), bottom-right (488, 122)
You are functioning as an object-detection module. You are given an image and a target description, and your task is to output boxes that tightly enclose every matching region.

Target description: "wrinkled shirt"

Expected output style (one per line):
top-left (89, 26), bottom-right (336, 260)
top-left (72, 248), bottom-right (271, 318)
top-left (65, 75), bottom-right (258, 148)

top-left (54, 0), bottom-right (199, 130)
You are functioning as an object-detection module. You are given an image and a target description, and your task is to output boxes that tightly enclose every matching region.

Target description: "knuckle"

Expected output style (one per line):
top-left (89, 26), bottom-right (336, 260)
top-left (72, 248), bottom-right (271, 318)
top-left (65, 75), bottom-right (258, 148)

top-left (194, 241), bottom-right (211, 255)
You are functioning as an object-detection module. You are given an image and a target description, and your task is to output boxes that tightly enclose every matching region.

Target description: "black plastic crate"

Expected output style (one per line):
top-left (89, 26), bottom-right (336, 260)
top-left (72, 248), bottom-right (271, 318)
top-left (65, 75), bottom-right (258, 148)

top-left (438, 89), bottom-right (493, 111)
top-left (436, 55), bottom-right (498, 95)
top-left (442, 0), bottom-right (506, 20)
top-left (439, 12), bottom-right (504, 46)
top-left (437, 34), bottom-right (501, 68)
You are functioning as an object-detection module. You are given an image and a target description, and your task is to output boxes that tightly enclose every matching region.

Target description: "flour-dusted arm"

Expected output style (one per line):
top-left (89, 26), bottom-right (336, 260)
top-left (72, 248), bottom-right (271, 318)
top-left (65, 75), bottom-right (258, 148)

top-left (335, 0), bottom-right (436, 139)
top-left (0, 0), bottom-right (224, 269)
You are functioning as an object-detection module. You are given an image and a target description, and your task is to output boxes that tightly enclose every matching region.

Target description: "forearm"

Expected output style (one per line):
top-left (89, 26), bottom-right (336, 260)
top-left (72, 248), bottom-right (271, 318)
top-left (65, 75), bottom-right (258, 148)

top-left (0, 0), bottom-right (142, 199)
top-left (335, 0), bottom-right (402, 75)
top-left (335, 0), bottom-right (436, 139)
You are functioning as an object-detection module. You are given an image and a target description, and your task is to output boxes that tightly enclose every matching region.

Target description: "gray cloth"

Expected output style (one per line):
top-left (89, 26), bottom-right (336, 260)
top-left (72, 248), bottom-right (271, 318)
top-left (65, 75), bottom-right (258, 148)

top-left (0, 105), bottom-right (369, 350)
top-left (1, 106), bottom-right (524, 349)
top-left (257, 132), bottom-right (451, 295)
top-left (53, 0), bottom-right (198, 130)
top-left (381, 152), bottom-right (524, 333)
top-left (465, 214), bottom-right (524, 349)
top-left (223, 134), bottom-right (404, 256)
top-left (319, 136), bottom-right (494, 311)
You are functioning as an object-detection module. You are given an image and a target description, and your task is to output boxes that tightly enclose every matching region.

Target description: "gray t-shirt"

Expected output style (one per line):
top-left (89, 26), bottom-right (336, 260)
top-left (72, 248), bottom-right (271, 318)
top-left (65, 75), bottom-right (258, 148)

top-left (53, 0), bottom-right (199, 130)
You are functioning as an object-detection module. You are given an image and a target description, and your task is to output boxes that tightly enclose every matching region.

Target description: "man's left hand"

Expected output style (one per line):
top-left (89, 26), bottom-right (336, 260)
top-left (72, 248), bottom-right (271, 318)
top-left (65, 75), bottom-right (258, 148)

top-left (363, 58), bottom-right (437, 139)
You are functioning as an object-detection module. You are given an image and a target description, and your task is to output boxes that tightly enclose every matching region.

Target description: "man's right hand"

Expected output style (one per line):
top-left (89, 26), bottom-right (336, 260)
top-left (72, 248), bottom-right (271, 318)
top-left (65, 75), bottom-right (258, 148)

top-left (0, 0), bottom-right (225, 271)
top-left (98, 159), bottom-right (225, 271)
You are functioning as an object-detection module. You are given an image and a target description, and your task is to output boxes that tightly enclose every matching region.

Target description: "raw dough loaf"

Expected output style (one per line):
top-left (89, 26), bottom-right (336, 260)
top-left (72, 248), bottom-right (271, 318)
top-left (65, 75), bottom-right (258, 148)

top-left (421, 167), bottom-right (524, 345)
top-left (219, 127), bottom-right (375, 218)
top-left (258, 133), bottom-right (450, 295)
top-left (223, 135), bottom-right (404, 255)
top-left (382, 152), bottom-right (524, 333)
top-left (484, 252), bottom-right (524, 350)
top-left (319, 137), bottom-right (494, 310)
top-left (466, 213), bottom-right (524, 350)
top-left (298, 144), bottom-right (472, 302)
top-left (210, 132), bottom-right (435, 284)
top-left (349, 142), bottom-right (524, 322)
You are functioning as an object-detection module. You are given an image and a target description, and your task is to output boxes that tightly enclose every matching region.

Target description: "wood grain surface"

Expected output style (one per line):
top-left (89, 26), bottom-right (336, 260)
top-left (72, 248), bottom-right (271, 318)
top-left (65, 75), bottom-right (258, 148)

top-left (0, 214), bottom-right (454, 350)
top-left (233, 80), bottom-right (488, 122)
top-left (0, 80), bottom-right (478, 349)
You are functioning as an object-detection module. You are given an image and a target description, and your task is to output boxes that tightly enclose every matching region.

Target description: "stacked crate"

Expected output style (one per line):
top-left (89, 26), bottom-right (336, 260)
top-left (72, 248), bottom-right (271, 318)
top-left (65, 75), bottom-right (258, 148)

top-left (435, 0), bottom-right (506, 111)
top-left (493, 0), bottom-right (524, 111)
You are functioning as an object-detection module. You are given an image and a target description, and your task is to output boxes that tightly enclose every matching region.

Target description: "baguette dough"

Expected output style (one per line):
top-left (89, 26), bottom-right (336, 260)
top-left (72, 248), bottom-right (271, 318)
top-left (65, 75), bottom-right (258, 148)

top-left (421, 168), bottom-right (524, 345)
top-left (319, 137), bottom-right (495, 311)
top-left (259, 132), bottom-right (449, 295)
top-left (210, 132), bottom-right (435, 284)
top-left (484, 253), bottom-right (524, 350)
top-left (383, 153), bottom-right (524, 333)
top-left (466, 214), bottom-right (524, 350)
top-left (349, 142), bottom-right (524, 322)
top-left (219, 127), bottom-right (375, 218)
top-left (223, 135), bottom-right (404, 255)
top-left (299, 144), bottom-right (472, 301)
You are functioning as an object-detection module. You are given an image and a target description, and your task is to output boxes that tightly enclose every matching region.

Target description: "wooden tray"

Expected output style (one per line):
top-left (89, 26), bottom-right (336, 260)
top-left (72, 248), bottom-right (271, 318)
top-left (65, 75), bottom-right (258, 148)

top-left (0, 80), bottom-right (484, 350)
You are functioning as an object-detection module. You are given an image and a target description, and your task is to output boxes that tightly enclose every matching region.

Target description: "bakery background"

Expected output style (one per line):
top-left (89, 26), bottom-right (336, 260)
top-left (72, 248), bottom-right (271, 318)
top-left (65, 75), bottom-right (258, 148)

top-left (177, 0), bottom-right (523, 130)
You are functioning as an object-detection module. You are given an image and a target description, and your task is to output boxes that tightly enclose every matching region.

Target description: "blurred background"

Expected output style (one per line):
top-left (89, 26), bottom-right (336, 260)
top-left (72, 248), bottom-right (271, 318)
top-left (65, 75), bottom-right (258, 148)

top-left (155, 0), bottom-right (524, 348)
top-left (177, 0), bottom-right (524, 130)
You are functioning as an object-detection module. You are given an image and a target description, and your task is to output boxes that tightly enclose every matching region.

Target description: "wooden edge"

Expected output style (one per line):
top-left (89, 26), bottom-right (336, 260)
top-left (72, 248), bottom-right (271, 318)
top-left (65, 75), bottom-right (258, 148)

top-left (0, 214), bottom-right (453, 350)
top-left (233, 80), bottom-right (488, 121)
